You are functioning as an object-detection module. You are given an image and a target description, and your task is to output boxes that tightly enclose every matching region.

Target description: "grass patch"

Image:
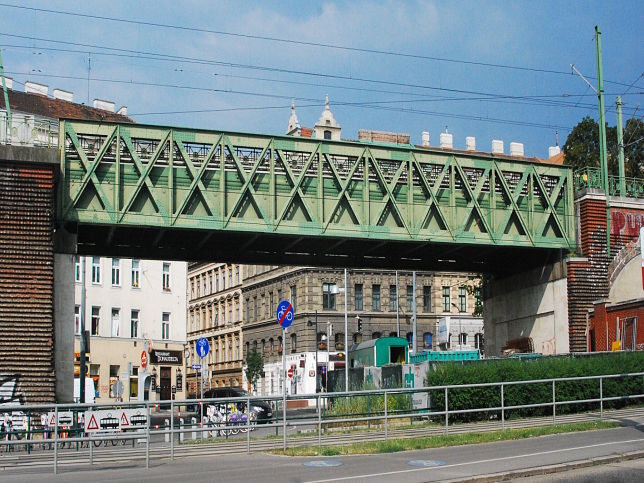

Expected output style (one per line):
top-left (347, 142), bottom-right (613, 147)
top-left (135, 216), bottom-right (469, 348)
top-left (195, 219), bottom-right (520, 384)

top-left (270, 420), bottom-right (620, 456)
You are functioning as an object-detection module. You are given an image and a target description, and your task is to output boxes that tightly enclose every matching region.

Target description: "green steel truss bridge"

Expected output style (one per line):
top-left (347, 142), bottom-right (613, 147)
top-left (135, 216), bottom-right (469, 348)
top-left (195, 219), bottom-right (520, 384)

top-left (58, 120), bottom-right (575, 274)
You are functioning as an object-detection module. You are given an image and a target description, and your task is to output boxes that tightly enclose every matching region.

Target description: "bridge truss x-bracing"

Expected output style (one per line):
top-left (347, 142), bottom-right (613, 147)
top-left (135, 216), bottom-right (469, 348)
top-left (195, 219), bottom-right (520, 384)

top-left (58, 120), bottom-right (574, 274)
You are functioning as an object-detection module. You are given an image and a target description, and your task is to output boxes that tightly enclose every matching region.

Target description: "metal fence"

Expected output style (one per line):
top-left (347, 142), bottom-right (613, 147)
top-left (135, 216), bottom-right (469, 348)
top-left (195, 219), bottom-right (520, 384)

top-left (0, 371), bottom-right (642, 473)
top-left (574, 166), bottom-right (644, 198)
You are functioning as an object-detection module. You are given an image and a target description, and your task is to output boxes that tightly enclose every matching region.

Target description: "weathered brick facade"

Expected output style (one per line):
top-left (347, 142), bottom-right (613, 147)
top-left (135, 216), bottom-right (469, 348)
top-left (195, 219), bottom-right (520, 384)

top-left (0, 159), bottom-right (56, 403)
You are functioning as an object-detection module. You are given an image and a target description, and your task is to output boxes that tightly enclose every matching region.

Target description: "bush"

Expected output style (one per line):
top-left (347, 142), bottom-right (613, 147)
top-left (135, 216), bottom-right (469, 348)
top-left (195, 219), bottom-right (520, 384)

top-left (425, 352), bottom-right (644, 423)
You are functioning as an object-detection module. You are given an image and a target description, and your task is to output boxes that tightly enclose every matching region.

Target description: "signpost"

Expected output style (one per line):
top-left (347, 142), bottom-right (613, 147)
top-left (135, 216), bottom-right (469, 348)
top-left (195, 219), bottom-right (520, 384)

top-left (276, 300), bottom-right (294, 451)
top-left (196, 337), bottom-right (209, 425)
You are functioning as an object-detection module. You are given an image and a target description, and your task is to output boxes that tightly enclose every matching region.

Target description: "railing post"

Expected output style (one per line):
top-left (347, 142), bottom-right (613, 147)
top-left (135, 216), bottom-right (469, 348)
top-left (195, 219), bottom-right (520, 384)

top-left (317, 394), bottom-right (322, 450)
top-left (600, 376), bottom-right (603, 420)
top-left (246, 396), bottom-right (251, 455)
top-left (53, 406), bottom-right (58, 474)
top-left (89, 427), bottom-right (93, 465)
top-left (146, 404), bottom-right (150, 470)
top-left (179, 418), bottom-right (184, 443)
top-left (170, 401), bottom-right (174, 461)
top-left (164, 419), bottom-right (170, 443)
top-left (501, 383), bottom-right (505, 430)
top-left (552, 380), bottom-right (556, 425)
top-left (283, 394), bottom-right (287, 451)
top-left (384, 389), bottom-right (388, 441)
top-left (445, 387), bottom-right (449, 436)
top-left (191, 417), bottom-right (197, 440)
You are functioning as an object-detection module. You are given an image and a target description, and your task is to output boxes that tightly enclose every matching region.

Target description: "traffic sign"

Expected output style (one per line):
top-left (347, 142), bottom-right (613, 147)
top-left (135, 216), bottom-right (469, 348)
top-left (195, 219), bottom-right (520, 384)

top-left (196, 337), bottom-right (210, 358)
top-left (140, 351), bottom-right (148, 369)
top-left (191, 363), bottom-right (201, 370)
top-left (111, 380), bottom-right (124, 399)
top-left (287, 367), bottom-right (294, 378)
top-left (46, 411), bottom-right (73, 427)
top-left (276, 300), bottom-right (294, 329)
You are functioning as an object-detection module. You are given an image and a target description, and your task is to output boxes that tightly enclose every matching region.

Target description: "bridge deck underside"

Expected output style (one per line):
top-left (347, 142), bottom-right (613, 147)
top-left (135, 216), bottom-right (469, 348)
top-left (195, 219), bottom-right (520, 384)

top-left (58, 120), bottom-right (575, 275)
top-left (73, 224), bottom-right (564, 275)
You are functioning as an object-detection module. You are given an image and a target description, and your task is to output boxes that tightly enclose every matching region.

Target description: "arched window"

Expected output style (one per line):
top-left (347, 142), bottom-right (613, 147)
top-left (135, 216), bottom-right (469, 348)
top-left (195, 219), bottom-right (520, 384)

top-left (335, 332), bottom-right (345, 351)
top-left (353, 333), bottom-right (362, 344)
top-left (290, 333), bottom-right (297, 353)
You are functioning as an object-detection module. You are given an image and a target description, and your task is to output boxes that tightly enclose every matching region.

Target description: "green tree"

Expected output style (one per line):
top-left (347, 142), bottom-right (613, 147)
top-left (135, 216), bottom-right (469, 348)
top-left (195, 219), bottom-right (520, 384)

top-left (563, 116), bottom-right (642, 178)
top-left (245, 349), bottom-right (264, 393)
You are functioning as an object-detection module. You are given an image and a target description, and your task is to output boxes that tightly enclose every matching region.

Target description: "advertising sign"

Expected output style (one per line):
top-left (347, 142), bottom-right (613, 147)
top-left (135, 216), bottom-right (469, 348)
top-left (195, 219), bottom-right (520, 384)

top-left (150, 349), bottom-right (183, 365)
top-left (438, 317), bottom-right (450, 344)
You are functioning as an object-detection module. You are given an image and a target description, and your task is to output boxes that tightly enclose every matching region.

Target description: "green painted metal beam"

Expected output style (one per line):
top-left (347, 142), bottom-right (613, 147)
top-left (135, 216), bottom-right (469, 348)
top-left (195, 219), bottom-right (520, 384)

top-left (58, 119), bottom-right (576, 251)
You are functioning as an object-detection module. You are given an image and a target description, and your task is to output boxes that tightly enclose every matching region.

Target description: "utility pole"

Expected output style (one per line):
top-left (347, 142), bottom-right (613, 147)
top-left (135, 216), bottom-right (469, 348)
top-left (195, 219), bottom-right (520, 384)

top-left (344, 268), bottom-right (348, 392)
top-left (79, 256), bottom-right (87, 403)
top-left (412, 271), bottom-right (417, 353)
top-left (595, 25), bottom-right (611, 257)
top-left (616, 96), bottom-right (626, 196)
top-left (0, 49), bottom-right (12, 144)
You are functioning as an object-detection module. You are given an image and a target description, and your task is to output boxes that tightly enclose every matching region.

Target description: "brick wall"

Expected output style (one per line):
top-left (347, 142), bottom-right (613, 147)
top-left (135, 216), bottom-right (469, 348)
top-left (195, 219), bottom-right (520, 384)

top-left (0, 161), bottom-right (55, 403)
top-left (589, 301), bottom-right (644, 351)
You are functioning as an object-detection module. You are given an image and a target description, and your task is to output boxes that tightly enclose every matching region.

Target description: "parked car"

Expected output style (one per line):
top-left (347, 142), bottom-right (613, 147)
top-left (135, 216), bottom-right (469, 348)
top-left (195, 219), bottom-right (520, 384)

top-left (188, 388), bottom-right (273, 423)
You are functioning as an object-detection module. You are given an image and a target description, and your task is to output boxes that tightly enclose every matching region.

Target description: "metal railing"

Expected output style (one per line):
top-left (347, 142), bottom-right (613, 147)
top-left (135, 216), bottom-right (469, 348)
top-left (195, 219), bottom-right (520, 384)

top-left (574, 166), bottom-right (644, 198)
top-left (0, 110), bottom-right (58, 147)
top-left (0, 371), bottom-right (642, 473)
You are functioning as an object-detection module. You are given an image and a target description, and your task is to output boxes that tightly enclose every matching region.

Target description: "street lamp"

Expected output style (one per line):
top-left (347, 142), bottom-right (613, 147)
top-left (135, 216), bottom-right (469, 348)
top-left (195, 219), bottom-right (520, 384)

top-left (451, 303), bottom-right (463, 351)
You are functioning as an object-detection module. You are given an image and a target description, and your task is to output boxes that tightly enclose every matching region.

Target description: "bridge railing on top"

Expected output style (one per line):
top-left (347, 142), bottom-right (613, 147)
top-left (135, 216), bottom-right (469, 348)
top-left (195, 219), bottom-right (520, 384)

top-left (0, 110), bottom-right (58, 147)
top-left (574, 166), bottom-right (644, 199)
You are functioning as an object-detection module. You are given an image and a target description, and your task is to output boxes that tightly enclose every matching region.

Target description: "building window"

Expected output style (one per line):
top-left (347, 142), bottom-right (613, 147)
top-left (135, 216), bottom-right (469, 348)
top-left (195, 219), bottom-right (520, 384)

top-left (335, 332), bottom-right (344, 351)
top-left (261, 339), bottom-right (266, 356)
top-left (221, 271), bottom-right (225, 290)
top-left (109, 365), bottom-right (120, 398)
top-left (253, 296), bottom-right (258, 319)
top-left (91, 257), bottom-right (101, 284)
top-left (406, 332), bottom-right (413, 348)
top-left (131, 260), bottom-right (140, 288)
top-left (290, 333), bottom-right (297, 353)
top-left (423, 332), bottom-right (432, 350)
top-left (290, 285), bottom-right (297, 311)
top-left (269, 338), bottom-right (274, 354)
top-left (91, 306), bottom-right (100, 336)
top-left (459, 286), bottom-right (467, 313)
top-left (389, 285), bottom-right (397, 311)
top-left (235, 266), bottom-right (240, 285)
top-left (74, 305), bottom-right (81, 335)
top-left (354, 284), bottom-right (363, 311)
top-left (474, 286), bottom-right (482, 314)
top-left (442, 286), bottom-right (450, 312)
top-left (111, 258), bottom-right (121, 286)
top-left (130, 310), bottom-right (139, 338)
top-left (475, 333), bottom-right (484, 350)
top-left (323, 283), bottom-right (337, 310)
top-left (278, 336), bottom-right (283, 352)
top-left (323, 130), bottom-right (332, 140)
top-left (353, 333), bottom-right (362, 344)
top-left (253, 340), bottom-right (258, 352)
top-left (406, 285), bottom-right (414, 311)
top-left (459, 332), bottom-right (468, 346)
top-left (270, 292), bottom-right (274, 318)
top-left (75, 260), bottom-right (81, 283)
top-left (111, 308), bottom-right (120, 337)
top-left (162, 312), bottom-right (170, 340)
top-left (372, 284), bottom-right (381, 311)
top-left (162, 263), bottom-right (171, 290)
top-left (423, 286), bottom-right (431, 312)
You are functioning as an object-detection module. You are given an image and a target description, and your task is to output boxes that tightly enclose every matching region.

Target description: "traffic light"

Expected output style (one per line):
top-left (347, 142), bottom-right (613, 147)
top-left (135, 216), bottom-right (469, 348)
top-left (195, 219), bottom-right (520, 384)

top-left (357, 316), bottom-right (362, 332)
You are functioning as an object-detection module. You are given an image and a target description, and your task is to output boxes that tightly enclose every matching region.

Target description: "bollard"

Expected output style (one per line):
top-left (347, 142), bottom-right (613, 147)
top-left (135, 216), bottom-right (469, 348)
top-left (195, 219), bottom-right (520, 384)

top-left (164, 419), bottom-right (170, 443)
top-left (202, 417), bottom-right (208, 439)
top-left (179, 418), bottom-right (184, 443)
top-left (191, 417), bottom-right (197, 440)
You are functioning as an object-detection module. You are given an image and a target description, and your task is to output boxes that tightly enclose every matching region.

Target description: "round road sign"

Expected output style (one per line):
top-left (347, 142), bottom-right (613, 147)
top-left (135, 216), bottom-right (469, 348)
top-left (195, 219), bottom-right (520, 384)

top-left (140, 351), bottom-right (148, 368)
top-left (196, 337), bottom-right (210, 358)
top-left (287, 367), bottom-right (294, 378)
top-left (276, 300), bottom-right (294, 329)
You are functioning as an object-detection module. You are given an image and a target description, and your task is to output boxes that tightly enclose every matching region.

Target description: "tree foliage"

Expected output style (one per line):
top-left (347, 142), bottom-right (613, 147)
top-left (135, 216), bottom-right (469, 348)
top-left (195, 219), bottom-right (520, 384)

top-left (245, 349), bottom-right (264, 393)
top-left (563, 116), bottom-right (643, 178)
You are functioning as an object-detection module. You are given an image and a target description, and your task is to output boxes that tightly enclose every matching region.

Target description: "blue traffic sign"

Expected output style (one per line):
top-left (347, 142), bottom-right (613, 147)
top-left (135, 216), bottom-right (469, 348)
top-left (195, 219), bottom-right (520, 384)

top-left (191, 364), bottom-right (201, 370)
top-left (276, 300), bottom-right (294, 329)
top-left (196, 337), bottom-right (210, 358)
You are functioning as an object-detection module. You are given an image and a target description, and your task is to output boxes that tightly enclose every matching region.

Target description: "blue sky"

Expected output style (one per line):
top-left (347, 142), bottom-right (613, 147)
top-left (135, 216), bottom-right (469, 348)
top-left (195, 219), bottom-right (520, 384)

top-left (0, 0), bottom-right (642, 158)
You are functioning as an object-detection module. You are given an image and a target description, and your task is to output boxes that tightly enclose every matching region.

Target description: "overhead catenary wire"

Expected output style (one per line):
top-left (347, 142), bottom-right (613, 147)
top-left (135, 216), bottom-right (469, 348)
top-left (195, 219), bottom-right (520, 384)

top-left (0, 1), bottom-right (640, 89)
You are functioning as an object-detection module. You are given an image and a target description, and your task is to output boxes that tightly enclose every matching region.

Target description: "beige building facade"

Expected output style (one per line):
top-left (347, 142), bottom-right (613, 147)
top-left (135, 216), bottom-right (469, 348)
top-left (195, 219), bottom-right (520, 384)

top-left (186, 262), bottom-right (244, 395)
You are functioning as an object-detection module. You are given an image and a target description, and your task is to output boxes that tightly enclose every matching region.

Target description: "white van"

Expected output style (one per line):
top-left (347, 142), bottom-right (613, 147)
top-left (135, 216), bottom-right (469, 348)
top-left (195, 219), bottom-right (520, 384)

top-left (73, 378), bottom-right (96, 404)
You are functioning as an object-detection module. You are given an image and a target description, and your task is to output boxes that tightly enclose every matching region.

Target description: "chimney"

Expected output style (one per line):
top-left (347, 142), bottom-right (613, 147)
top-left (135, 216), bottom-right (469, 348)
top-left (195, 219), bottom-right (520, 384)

top-left (509, 142), bottom-right (524, 157)
top-left (548, 146), bottom-right (561, 158)
top-left (439, 132), bottom-right (453, 149)
top-left (2, 77), bottom-right (12, 89)
top-left (465, 136), bottom-right (476, 151)
top-left (117, 106), bottom-right (128, 116)
top-left (491, 139), bottom-right (504, 154)
top-left (421, 131), bottom-right (430, 147)
top-left (53, 88), bottom-right (73, 102)
top-left (93, 99), bottom-right (115, 112)
top-left (25, 81), bottom-right (49, 96)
